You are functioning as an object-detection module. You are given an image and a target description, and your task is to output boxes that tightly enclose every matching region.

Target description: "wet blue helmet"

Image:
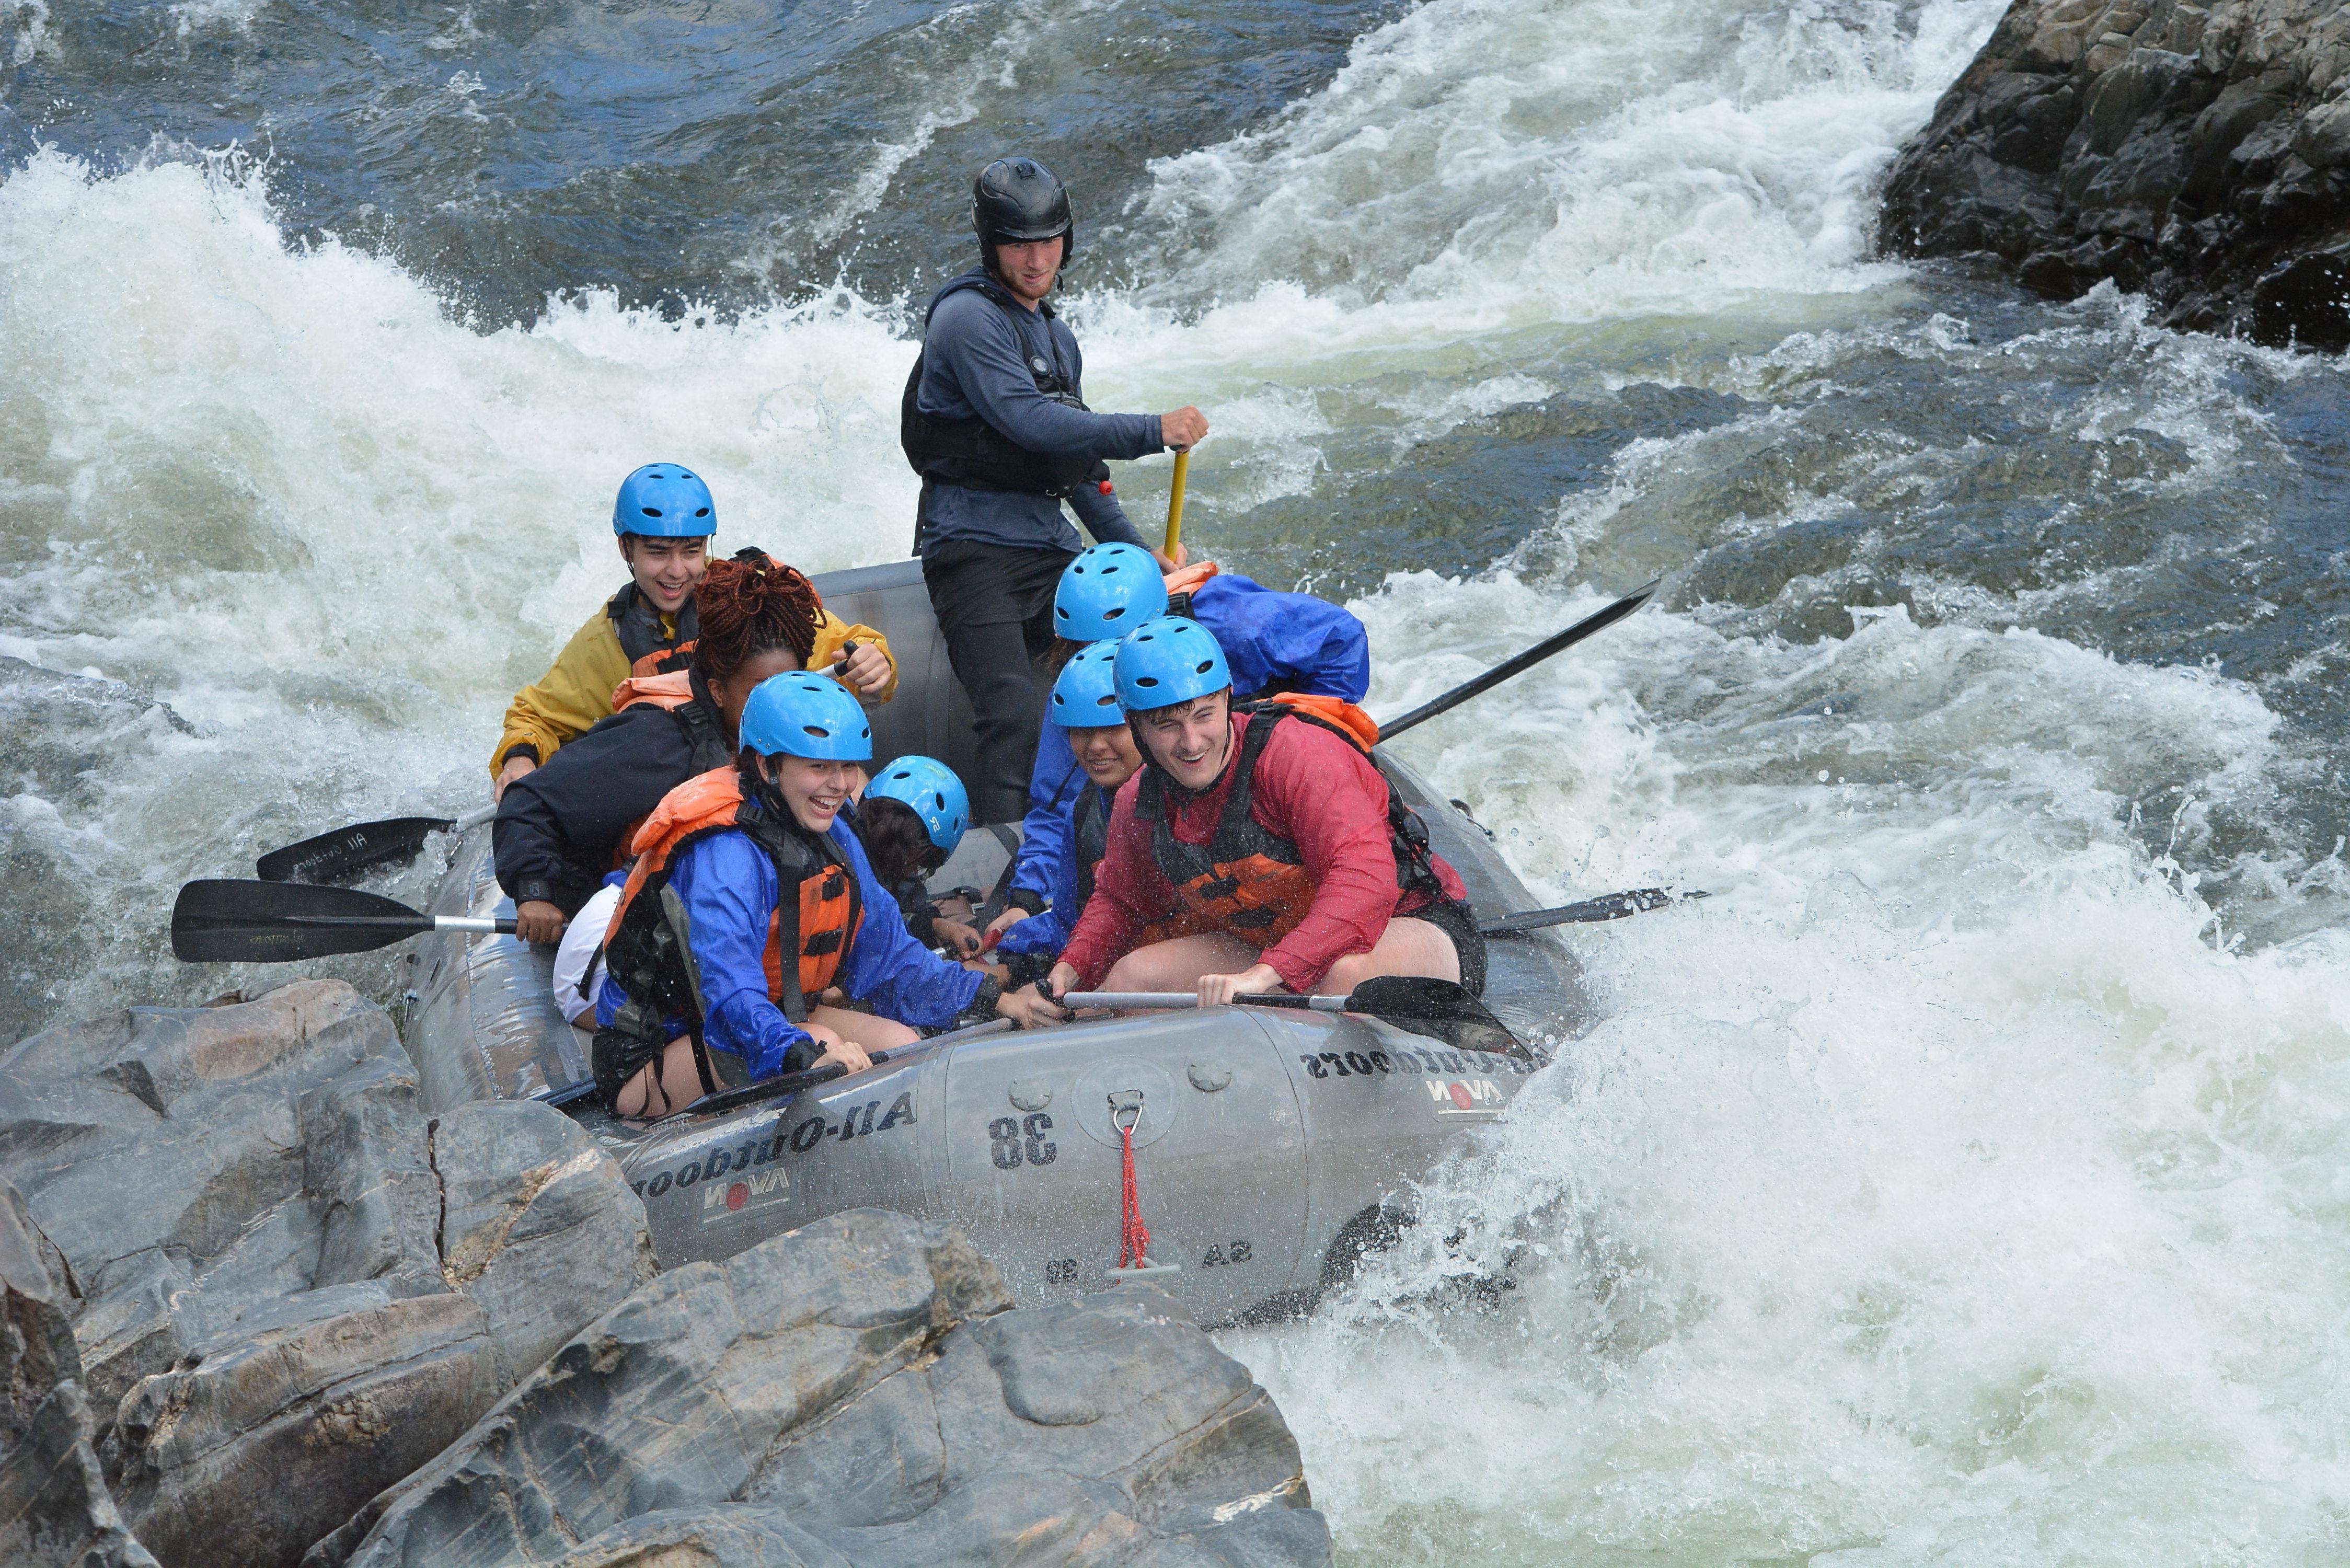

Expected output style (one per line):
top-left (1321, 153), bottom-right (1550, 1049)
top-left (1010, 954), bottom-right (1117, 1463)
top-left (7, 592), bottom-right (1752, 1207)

top-left (1113, 617), bottom-right (1231, 712)
top-left (1054, 543), bottom-right (1166, 643)
top-left (1048, 641), bottom-right (1123, 728)
top-left (738, 674), bottom-right (872, 761)
top-left (866, 756), bottom-right (969, 854)
top-left (612, 464), bottom-right (717, 537)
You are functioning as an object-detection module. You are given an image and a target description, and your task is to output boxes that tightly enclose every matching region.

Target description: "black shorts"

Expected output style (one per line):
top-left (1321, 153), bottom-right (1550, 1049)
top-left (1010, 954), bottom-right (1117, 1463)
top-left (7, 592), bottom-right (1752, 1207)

top-left (1400, 896), bottom-right (1488, 998)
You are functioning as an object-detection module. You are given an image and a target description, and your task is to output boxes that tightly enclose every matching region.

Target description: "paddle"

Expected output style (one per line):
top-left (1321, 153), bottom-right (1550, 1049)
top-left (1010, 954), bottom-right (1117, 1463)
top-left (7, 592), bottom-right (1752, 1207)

top-left (256, 804), bottom-right (496, 885)
top-left (1377, 577), bottom-right (1662, 743)
top-left (659, 1017), bottom-right (1019, 1122)
top-left (1164, 448), bottom-right (1190, 557)
top-left (1481, 886), bottom-right (1708, 936)
top-left (172, 879), bottom-right (513, 964)
top-left (1061, 974), bottom-right (1520, 1057)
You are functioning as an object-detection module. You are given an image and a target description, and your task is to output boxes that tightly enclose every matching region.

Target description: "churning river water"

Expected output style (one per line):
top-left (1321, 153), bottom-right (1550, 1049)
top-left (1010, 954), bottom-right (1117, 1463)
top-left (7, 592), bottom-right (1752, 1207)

top-left (6, 0), bottom-right (2350, 1560)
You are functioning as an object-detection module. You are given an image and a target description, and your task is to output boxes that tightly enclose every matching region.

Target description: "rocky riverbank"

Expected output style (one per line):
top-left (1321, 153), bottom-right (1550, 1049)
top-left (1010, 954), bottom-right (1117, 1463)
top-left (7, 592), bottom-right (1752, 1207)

top-left (1880, 0), bottom-right (2350, 349)
top-left (0, 982), bottom-right (1331, 1567)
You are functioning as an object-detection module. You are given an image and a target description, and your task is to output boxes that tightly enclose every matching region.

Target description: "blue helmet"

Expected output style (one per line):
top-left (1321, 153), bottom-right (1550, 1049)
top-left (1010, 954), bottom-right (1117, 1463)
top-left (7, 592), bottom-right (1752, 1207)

top-left (866, 756), bottom-right (969, 854)
top-left (1053, 543), bottom-right (1166, 643)
top-left (1047, 641), bottom-right (1123, 728)
top-left (738, 674), bottom-right (871, 762)
top-left (612, 464), bottom-right (717, 538)
top-left (1113, 617), bottom-right (1231, 712)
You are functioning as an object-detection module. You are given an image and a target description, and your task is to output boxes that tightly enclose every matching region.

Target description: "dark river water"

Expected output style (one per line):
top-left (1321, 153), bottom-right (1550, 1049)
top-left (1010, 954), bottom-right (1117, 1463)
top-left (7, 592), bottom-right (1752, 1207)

top-left (5, 0), bottom-right (2348, 1560)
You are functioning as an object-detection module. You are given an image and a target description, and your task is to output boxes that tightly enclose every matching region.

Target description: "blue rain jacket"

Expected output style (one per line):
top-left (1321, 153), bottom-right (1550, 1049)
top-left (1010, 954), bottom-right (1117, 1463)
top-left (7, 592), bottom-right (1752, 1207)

top-left (595, 815), bottom-right (982, 1078)
top-left (994, 778), bottom-right (1113, 961)
top-left (1006, 572), bottom-right (1371, 904)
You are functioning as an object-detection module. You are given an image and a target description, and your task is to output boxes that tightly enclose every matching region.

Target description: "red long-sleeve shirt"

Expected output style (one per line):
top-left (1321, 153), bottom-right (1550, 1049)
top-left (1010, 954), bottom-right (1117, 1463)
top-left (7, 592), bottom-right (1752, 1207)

top-left (1059, 712), bottom-right (1466, 994)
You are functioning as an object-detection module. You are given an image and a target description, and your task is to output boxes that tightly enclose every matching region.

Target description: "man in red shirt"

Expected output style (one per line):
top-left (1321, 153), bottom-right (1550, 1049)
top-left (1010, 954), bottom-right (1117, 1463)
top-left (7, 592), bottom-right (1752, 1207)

top-left (1047, 618), bottom-right (1484, 1008)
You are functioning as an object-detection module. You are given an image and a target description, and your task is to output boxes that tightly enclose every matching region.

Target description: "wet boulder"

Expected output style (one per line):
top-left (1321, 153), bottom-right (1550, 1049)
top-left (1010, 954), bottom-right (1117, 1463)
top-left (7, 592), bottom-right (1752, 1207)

top-left (316, 1209), bottom-right (1329, 1568)
top-left (1880, 0), bottom-right (2350, 349)
top-left (431, 1100), bottom-right (659, 1387)
top-left (0, 1179), bottom-right (157, 1568)
top-left (0, 983), bottom-right (656, 1568)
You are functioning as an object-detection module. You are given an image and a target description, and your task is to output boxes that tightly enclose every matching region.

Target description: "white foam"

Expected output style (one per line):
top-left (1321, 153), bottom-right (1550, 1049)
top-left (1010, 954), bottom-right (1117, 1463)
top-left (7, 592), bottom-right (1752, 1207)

top-left (1229, 572), bottom-right (2350, 1563)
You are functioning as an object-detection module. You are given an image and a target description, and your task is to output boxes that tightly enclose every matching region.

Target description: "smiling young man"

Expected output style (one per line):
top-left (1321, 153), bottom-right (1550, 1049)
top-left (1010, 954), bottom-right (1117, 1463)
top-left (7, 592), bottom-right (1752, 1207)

top-left (901, 156), bottom-right (1210, 822)
top-left (490, 464), bottom-right (896, 799)
top-left (1046, 619), bottom-right (1488, 1008)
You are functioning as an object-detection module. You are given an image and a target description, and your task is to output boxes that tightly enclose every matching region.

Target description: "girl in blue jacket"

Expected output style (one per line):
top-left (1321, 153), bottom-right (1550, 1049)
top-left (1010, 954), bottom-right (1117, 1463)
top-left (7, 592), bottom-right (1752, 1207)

top-left (592, 675), bottom-right (1061, 1120)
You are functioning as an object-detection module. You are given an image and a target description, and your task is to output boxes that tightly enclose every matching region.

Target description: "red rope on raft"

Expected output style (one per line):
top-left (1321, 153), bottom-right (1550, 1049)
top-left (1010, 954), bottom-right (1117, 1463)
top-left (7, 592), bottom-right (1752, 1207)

top-left (1116, 1114), bottom-right (1151, 1270)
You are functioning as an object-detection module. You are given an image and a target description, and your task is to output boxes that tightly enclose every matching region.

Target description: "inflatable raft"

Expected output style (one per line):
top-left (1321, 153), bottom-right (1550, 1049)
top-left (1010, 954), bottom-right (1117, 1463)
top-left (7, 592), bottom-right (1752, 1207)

top-left (400, 559), bottom-right (1588, 1326)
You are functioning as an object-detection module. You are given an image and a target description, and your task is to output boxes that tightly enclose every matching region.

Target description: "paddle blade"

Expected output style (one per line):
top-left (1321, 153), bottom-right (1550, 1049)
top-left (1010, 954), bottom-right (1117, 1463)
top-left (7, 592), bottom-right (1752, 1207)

top-left (1480, 886), bottom-right (1702, 936)
top-left (255, 816), bottom-right (455, 884)
top-left (172, 879), bottom-right (433, 963)
top-left (1343, 975), bottom-right (1523, 1056)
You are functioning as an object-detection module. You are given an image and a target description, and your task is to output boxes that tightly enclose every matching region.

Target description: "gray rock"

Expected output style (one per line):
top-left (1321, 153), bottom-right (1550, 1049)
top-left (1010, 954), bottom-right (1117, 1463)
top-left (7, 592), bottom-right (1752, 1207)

top-left (0, 1179), bottom-right (158, 1568)
top-left (0, 984), bottom-right (660, 1568)
top-left (316, 1210), bottom-right (1327, 1568)
top-left (1880, 0), bottom-right (2350, 349)
top-left (105, 1293), bottom-right (500, 1568)
top-left (305, 1051), bottom-right (445, 1304)
top-left (430, 1101), bottom-right (658, 1386)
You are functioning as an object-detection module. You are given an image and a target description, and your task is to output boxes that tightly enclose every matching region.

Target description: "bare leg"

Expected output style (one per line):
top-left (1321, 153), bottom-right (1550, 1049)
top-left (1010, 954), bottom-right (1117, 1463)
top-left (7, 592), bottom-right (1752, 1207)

top-left (803, 1005), bottom-right (921, 1053)
top-left (1100, 933), bottom-right (1265, 998)
top-left (1316, 917), bottom-right (1460, 995)
top-left (615, 1035), bottom-right (708, 1122)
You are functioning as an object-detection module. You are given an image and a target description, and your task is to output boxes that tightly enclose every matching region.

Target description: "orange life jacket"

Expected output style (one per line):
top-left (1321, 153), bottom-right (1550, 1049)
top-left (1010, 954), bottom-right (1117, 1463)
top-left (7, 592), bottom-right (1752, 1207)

top-left (612, 667), bottom-right (695, 711)
top-left (1133, 696), bottom-right (1436, 949)
top-left (627, 642), bottom-right (699, 681)
top-left (602, 768), bottom-right (863, 1033)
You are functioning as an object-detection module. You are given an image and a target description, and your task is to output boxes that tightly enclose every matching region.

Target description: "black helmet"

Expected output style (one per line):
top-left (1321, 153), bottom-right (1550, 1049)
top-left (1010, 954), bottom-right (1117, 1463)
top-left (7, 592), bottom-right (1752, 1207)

top-left (973, 157), bottom-right (1075, 263)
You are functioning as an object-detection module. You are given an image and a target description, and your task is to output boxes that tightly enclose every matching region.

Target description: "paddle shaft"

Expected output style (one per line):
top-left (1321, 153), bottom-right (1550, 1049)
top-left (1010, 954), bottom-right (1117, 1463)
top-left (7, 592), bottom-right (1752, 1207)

top-left (285, 914), bottom-right (513, 934)
top-left (1378, 576), bottom-right (1661, 743)
top-left (1165, 449), bottom-right (1190, 555)
top-left (1062, 991), bottom-right (1341, 1011)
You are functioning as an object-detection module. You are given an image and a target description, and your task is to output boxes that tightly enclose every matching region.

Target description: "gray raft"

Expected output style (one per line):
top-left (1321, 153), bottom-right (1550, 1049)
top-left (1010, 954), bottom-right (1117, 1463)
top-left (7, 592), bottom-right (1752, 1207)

top-left (401, 559), bottom-right (1588, 1325)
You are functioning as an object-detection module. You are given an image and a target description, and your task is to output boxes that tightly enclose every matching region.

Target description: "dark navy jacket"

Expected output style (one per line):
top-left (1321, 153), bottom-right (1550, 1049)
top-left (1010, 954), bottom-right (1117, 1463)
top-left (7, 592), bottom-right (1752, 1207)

top-left (914, 270), bottom-right (1162, 555)
top-left (494, 691), bottom-right (726, 915)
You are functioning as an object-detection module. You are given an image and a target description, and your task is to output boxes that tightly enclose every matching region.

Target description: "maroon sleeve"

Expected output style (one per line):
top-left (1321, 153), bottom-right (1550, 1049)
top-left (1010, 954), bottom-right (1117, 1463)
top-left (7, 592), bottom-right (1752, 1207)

top-left (1249, 721), bottom-right (1410, 993)
top-left (1056, 775), bottom-right (1174, 989)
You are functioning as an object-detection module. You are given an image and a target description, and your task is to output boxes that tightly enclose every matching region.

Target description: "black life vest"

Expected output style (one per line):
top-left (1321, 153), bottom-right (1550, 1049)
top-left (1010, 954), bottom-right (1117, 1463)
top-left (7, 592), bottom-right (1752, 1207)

top-left (605, 581), bottom-right (700, 667)
top-left (900, 271), bottom-right (1112, 500)
top-left (1133, 702), bottom-right (1444, 947)
top-left (601, 770), bottom-right (863, 1053)
top-left (1072, 779), bottom-right (1111, 909)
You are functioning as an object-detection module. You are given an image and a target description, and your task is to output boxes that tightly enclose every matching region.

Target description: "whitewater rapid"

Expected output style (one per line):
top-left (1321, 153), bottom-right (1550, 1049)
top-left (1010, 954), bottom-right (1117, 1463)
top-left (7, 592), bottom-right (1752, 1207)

top-left (6, 0), bottom-right (2349, 1560)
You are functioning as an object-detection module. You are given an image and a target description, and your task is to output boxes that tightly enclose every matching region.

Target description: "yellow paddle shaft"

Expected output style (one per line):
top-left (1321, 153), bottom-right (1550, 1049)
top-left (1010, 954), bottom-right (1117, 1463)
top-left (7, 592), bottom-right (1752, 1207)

top-left (1164, 448), bottom-right (1190, 556)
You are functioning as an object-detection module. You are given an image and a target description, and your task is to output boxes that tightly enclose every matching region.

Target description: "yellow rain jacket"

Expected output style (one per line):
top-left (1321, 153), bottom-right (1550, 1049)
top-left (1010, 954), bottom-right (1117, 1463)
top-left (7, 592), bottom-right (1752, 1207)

top-left (492, 587), bottom-right (898, 778)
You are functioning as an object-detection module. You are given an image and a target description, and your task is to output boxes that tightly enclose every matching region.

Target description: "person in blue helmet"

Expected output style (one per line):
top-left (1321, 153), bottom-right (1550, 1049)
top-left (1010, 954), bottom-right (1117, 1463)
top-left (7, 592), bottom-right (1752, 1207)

top-left (591, 676), bottom-right (1063, 1121)
top-left (1048, 618), bottom-right (1483, 1009)
top-left (900, 156), bottom-right (1209, 823)
top-left (985, 540), bottom-right (1371, 946)
top-left (850, 756), bottom-right (983, 955)
top-left (491, 463), bottom-right (895, 800)
top-left (988, 642), bottom-right (1140, 981)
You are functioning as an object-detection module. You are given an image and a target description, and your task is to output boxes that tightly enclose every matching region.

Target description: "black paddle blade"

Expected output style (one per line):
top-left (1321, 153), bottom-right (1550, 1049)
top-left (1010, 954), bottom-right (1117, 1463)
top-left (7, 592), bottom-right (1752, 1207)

top-left (1481, 887), bottom-right (1705, 936)
top-left (172, 879), bottom-right (433, 963)
top-left (1344, 975), bottom-right (1522, 1057)
top-left (255, 816), bottom-right (455, 885)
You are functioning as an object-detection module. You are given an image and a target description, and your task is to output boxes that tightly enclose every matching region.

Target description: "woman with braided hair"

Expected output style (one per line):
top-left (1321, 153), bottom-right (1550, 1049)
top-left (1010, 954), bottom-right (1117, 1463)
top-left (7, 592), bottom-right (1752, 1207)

top-left (493, 550), bottom-right (897, 951)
